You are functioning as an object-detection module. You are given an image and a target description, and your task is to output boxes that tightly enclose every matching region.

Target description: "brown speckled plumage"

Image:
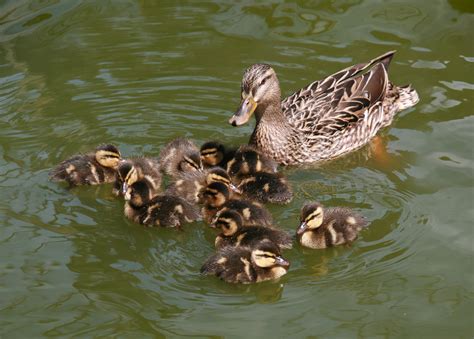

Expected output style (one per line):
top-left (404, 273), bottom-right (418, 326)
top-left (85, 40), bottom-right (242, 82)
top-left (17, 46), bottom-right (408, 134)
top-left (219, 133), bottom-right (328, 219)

top-left (231, 51), bottom-right (419, 165)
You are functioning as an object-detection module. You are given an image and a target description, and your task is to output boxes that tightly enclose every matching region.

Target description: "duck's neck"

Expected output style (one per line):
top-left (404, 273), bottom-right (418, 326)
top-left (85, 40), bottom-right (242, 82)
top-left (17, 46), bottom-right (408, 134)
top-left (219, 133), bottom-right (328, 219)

top-left (251, 101), bottom-right (292, 154)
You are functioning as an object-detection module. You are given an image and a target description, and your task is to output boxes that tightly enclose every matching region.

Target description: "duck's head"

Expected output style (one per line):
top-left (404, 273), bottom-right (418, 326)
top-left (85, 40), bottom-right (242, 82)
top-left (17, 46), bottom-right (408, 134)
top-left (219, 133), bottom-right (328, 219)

top-left (206, 168), bottom-right (241, 194)
top-left (229, 64), bottom-right (280, 126)
top-left (251, 240), bottom-right (290, 269)
top-left (95, 144), bottom-right (121, 169)
top-left (297, 202), bottom-right (324, 235)
top-left (200, 141), bottom-right (225, 167)
top-left (118, 161), bottom-right (137, 195)
top-left (210, 209), bottom-right (243, 236)
top-left (179, 152), bottom-right (203, 173)
top-left (124, 180), bottom-right (153, 207)
top-left (227, 147), bottom-right (262, 177)
top-left (200, 182), bottom-right (230, 208)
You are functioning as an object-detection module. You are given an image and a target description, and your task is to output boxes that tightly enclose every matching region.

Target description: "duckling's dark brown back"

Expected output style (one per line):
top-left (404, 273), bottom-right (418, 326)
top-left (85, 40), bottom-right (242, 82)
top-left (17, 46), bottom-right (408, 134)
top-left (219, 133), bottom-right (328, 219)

top-left (216, 225), bottom-right (293, 250)
top-left (239, 172), bottom-right (293, 204)
top-left (159, 138), bottom-right (202, 178)
top-left (200, 246), bottom-right (257, 284)
top-left (220, 199), bottom-right (273, 227)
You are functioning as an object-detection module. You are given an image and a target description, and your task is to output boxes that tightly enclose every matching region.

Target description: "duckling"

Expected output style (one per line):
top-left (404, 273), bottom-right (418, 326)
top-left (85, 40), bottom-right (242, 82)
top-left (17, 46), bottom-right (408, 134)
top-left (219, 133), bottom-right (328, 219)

top-left (297, 202), bottom-right (368, 249)
top-left (124, 180), bottom-right (201, 228)
top-left (212, 210), bottom-right (293, 250)
top-left (200, 239), bottom-right (290, 284)
top-left (200, 182), bottom-right (273, 227)
top-left (238, 172), bottom-right (293, 204)
top-left (49, 144), bottom-right (121, 187)
top-left (113, 157), bottom-right (162, 197)
top-left (200, 141), bottom-right (236, 169)
top-left (159, 138), bottom-right (203, 178)
top-left (226, 145), bottom-right (278, 179)
top-left (165, 167), bottom-right (239, 204)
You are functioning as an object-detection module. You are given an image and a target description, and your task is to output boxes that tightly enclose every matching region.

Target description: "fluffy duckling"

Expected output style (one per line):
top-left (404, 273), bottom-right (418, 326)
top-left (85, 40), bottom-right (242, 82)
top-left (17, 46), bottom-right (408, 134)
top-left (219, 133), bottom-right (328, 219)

top-left (226, 145), bottom-right (278, 179)
top-left (212, 210), bottom-right (293, 250)
top-left (165, 167), bottom-right (239, 204)
top-left (49, 144), bottom-right (121, 187)
top-left (159, 138), bottom-right (203, 178)
top-left (200, 141), bottom-right (236, 169)
top-left (200, 182), bottom-right (273, 227)
top-left (297, 202), bottom-right (368, 249)
top-left (200, 240), bottom-right (290, 284)
top-left (113, 158), bottom-right (162, 197)
top-left (238, 172), bottom-right (293, 204)
top-left (124, 180), bottom-right (201, 228)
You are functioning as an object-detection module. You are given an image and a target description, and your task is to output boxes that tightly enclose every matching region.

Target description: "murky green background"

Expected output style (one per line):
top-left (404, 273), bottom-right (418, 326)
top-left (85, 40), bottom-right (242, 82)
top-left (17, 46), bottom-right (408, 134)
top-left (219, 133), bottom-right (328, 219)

top-left (0, 0), bottom-right (473, 337)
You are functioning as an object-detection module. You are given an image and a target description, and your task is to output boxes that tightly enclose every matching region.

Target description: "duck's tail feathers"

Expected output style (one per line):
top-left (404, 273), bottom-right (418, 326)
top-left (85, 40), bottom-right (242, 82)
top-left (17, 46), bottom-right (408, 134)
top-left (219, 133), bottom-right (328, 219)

top-left (395, 84), bottom-right (420, 112)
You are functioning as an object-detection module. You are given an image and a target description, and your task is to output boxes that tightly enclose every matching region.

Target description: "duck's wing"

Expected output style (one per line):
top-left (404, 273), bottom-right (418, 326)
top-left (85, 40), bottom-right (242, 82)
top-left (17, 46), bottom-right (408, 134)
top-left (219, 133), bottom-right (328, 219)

top-left (282, 51), bottom-right (395, 135)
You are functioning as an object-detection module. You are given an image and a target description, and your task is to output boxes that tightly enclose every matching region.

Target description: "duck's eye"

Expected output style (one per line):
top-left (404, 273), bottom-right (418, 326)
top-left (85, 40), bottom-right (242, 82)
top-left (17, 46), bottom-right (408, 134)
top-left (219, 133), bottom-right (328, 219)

top-left (260, 78), bottom-right (267, 86)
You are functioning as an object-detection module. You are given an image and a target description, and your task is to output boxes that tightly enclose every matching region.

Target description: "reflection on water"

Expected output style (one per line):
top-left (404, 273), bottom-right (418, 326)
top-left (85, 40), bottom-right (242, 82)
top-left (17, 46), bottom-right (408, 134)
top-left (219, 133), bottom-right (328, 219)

top-left (0, 0), bottom-right (472, 337)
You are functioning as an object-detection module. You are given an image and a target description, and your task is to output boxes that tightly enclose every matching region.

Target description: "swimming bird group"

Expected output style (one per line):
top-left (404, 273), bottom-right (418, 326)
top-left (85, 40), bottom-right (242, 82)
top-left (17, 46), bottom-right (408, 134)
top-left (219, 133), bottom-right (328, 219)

top-left (49, 51), bottom-right (419, 284)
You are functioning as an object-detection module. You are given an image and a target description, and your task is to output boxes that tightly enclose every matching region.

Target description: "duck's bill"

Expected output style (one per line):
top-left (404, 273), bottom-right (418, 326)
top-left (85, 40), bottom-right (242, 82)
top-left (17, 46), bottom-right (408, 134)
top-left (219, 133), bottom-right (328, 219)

top-left (275, 256), bottom-right (290, 268)
top-left (296, 222), bottom-right (308, 235)
top-left (229, 96), bottom-right (257, 126)
top-left (229, 183), bottom-right (242, 194)
top-left (121, 182), bottom-right (128, 195)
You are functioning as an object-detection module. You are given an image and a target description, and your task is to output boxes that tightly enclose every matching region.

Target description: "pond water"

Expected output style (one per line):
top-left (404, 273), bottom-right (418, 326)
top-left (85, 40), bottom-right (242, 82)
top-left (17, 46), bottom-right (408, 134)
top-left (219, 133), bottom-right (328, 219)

top-left (0, 0), bottom-right (472, 337)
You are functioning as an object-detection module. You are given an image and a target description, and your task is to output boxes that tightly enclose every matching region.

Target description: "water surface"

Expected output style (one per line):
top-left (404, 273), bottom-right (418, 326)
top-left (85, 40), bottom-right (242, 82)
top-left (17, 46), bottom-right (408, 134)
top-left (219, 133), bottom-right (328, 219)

top-left (0, 0), bottom-right (473, 337)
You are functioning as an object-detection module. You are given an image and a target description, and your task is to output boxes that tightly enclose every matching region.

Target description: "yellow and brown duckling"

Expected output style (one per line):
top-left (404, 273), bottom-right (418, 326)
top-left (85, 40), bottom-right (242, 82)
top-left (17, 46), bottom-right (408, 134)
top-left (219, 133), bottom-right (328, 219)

top-left (166, 167), bottom-right (239, 204)
top-left (159, 137), bottom-right (203, 178)
top-left (226, 145), bottom-right (292, 204)
top-left (49, 144), bottom-right (121, 187)
top-left (200, 182), bottom-right (273, 227)
top-left (212, 210), bottom-right (293, 250)
top-left (124, 179), bottom-right (201, 228)
top-left (200, 239), bottom-right (290, 284)
top-left (200, 141), bottom-right (236, 170)
top-left (297, 202), bottom-right (368, 249)
top-left (113, 157), bottom-right (162, 197)
top-left (226, 145), bottom-right (278, 179)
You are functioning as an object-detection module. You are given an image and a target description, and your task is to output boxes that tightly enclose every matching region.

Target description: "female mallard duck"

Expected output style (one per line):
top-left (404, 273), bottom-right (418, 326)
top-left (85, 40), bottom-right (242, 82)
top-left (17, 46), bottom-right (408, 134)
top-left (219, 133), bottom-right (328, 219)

top-left (49, 144), bottom-right (121, 187)
top-left (159, 138), bottom-right (203, 178)
top-left (212, 210), bottom-right (293, 250)
top-left (229, 51), bottom-right (419, 165)
top-left (165, 167), bottom-right (239, 204)
top-left (113, 157), bottom-right (162, 197)
top-left (297, 202), bottom-right (368, 249)
top-left (226, 145), bottom-right (277, 179)
top-left (200, 182), bottom-right (273, 227)
top-left (124, 180), bottom-right (201, 228)
top-left (200, 141), bottom-right (236, 169)
top-left (200, 239), bottom-right (290, 284)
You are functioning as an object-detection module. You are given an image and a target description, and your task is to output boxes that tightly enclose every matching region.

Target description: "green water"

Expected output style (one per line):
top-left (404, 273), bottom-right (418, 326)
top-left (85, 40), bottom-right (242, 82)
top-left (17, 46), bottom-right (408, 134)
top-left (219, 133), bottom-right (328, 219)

top-left (0, 0), bottom-right (473, 337)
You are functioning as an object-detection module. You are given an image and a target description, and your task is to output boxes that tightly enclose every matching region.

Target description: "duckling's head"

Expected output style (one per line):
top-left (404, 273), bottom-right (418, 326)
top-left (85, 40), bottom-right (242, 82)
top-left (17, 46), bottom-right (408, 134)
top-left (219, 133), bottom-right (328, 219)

top-left (95, 144), bottom-right (121, 169)
top-left (229, 64), bottom-right (280, 126)
top-left (124, 180), bottom-right (153, 207)
top-left (179, 152), bottom-right (203, 173)
top-left (227, 148), bottom-right (262, 177)
top-left (118, 161), bottom-right (137, 195)
top-left (210, 209), bottom-right (243, 236)
top-left (206, 168), bottom-right (241, 194)
top-left (200, 182), bottom-right (230, 207)
top-left (200, 141), bottom-right (225, 167)
top-left (297, 202), bottom-right (324, 235)
top-left (251, 240), bottom-right (290, 269)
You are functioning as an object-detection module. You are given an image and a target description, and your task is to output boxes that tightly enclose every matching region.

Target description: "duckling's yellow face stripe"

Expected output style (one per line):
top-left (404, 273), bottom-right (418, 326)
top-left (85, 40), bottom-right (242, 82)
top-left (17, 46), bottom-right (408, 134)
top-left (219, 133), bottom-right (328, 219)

top-left (305, 207), bottom-right (324, 229)
top-left (229, 92), bottom-right (257, 127)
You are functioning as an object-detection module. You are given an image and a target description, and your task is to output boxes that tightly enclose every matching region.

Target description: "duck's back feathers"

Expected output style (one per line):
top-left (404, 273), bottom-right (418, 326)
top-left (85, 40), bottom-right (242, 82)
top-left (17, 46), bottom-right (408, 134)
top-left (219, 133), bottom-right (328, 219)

top-left (49, 154), bottom-right (117, 186)
top-left (239, 172), bottom-right (293, 204)
top-left (215, 225), bottom-right (293, 250)
top-left (200, 246), bottom-right (257, 284)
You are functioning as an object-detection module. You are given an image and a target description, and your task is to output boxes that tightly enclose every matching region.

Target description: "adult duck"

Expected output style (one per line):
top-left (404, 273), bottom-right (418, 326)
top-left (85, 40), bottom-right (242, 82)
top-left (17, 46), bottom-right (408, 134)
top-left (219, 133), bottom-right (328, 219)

top-left (229, 51), bottom-right (419, 165)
